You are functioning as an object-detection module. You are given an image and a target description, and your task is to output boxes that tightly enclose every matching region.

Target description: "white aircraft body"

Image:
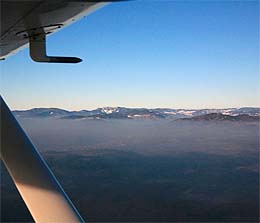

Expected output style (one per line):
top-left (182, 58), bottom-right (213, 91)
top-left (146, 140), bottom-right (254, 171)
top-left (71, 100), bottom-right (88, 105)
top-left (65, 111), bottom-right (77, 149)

top-left (0, 1), bottom-right (108, 62)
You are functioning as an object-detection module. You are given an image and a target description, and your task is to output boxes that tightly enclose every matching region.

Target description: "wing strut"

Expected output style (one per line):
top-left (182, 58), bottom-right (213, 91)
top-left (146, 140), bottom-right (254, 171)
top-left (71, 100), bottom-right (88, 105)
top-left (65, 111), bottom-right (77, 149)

top-left (0, 96), bottom-right (84, 222)
top-left (29, 32), bottom-right (82, 63)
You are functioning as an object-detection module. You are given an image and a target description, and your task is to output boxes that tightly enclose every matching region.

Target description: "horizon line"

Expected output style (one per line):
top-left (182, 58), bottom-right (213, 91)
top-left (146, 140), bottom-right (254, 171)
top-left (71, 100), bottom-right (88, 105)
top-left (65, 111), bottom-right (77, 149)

top-left (12, 106), bottom-right (260, 112)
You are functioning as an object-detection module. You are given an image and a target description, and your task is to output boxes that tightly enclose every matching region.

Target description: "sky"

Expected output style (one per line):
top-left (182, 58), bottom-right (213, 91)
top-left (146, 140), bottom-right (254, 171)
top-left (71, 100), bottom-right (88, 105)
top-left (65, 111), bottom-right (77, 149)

top-left (1, 1), bottom-right (259, 110)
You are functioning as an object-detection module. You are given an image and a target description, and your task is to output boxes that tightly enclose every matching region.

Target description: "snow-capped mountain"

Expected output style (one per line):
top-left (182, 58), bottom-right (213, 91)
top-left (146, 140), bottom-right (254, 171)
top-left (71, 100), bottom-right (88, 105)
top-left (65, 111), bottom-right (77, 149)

top-left (100, 107), bottom-right (120, 114)
top-left (13, 107), bottom-right (260, 120)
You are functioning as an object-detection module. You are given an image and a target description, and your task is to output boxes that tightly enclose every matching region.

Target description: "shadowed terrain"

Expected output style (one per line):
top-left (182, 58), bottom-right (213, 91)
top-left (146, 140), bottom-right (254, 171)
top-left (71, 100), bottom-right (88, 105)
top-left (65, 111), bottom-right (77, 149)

top-left (1, 118), bottom-right (259, 222)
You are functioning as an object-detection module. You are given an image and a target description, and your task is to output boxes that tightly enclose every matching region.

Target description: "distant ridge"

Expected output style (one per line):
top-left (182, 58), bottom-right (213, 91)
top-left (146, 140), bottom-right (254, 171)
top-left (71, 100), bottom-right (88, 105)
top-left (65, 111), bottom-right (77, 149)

top-left (13, 107), bottom-right (260, 120)
top-left (13, 108), bottom-right (70, 118)
top-left (178, 113), bottom-right (260, 122)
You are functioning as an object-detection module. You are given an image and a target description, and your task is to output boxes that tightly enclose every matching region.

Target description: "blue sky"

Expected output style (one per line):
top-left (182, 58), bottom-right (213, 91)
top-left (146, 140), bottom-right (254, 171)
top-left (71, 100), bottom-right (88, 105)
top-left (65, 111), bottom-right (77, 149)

top-left (1, 1), bottom-right (259, 110)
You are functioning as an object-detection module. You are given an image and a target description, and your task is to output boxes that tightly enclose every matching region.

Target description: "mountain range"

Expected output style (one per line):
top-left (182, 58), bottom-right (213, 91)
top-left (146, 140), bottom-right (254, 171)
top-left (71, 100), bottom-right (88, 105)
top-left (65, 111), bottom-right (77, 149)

top-left (13, 107), bottom-right (260, 121)
top-left (179, 113), bottom-right (260, 122)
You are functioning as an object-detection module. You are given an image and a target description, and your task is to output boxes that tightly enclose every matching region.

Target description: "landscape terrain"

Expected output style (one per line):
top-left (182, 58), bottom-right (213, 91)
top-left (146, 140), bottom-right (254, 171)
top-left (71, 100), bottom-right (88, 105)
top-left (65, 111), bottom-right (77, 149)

top-left (1, 107), bottom-right (259, 222)
top-left (13, 107), bottom-right (260, 120)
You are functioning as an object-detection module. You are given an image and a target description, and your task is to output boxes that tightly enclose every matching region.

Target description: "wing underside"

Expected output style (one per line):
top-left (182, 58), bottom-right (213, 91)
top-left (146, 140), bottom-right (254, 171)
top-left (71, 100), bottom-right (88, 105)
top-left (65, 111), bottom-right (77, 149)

top-left (0, 0), bottom-right (107, 60)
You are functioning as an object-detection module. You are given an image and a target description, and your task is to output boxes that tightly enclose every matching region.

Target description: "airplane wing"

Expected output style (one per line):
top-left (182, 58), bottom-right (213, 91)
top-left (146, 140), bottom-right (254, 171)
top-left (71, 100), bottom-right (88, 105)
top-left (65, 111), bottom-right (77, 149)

top-left (0, 0), bottom-right (110, 63)
top-left (1, 1), bottom-right (126, 222)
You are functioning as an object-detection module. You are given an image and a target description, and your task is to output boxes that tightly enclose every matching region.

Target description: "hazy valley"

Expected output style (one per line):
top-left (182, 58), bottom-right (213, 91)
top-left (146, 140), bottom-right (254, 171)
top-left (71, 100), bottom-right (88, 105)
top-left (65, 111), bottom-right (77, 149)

top-left (1, 107), bottom-right (259, 222)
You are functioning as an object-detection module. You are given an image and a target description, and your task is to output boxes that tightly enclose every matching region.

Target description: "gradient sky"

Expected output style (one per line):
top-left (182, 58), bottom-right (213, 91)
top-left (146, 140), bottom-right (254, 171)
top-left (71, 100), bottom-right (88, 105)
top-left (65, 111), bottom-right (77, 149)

top-left (1, 1), bottom-right (259, 110)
